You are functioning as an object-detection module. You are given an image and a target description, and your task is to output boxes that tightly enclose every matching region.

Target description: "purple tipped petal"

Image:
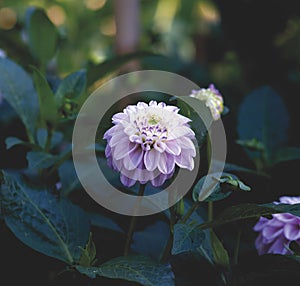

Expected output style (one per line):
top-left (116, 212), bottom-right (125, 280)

top-left (284, 223), bottom-right (300, 240)
top-left (123, 146), bottom-right (144, 170)
top-left (168, 126), bottom-right (195, 140)
top-left (175, 152), bottom-right (194, 170)
top-left (120, 174), bottom-right (136, 187)
top-left (151, 173), bottom-right (168, 187)
top-left (165, 140), bottom-right (181, 155)
top-left (144, 149), bottom-right (160, 171)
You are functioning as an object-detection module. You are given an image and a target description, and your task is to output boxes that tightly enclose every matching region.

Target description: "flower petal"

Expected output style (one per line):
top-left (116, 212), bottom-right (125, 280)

top-left (175, 151), bottom-right (194, 170)
top-left (123, 146), bottom-right (144, 170)
top-left (165, 140), bottom-right (181, 155)
top-left (120, 174), bottom-right (136, 187)
top-left (168, 126), bottom-right (195, 140)
top-left (158, 153), bottom-right (175, 174)
top-left (144, 149), bottom-right (160, 171)
top-left (284, 223), bottom-right (300, 240)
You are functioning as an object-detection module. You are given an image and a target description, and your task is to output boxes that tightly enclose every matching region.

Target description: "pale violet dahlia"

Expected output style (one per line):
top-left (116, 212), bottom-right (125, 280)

top-left (253, 196), bottom-right (300, 255)
top-left (189, 84), bottom-right (224, 121)
top-left (103, 101), bottom-right (196, 187)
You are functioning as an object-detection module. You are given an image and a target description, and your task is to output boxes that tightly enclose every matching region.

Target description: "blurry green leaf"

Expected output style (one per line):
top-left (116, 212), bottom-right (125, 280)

top-left (87, 51), bottom-right (158, 86)
top-left (78, 233), bottom-right (97, 267)
top-left (58, 160), bottom-right (81, 197)
top-left (192, 173), bottom-right (251, 202)
top-left (237, 86), bottom-right (289, 166)
top-left (0, 58), bottom-right (39, 140)
top-left (0, 172), bottom-right (90, 264)
top-left (198, 203), bottom-right (300, 230)
top-left (236, 138), bottom-right (265, 151)
top-left (88, 212), bottom-right (124, 234)
top-left (55, 70), bottom-right (87, 106)
top-left (76, 255), bottom-right (174, 286)
top-left (172, 223), bottom-right (206, 255)
top-left (132, 221), bottom-right (169, 261)
top-left (274, 147), bottom-right (300, 164)
top-left (5, 137), bottom-right (26, 149)
top-left (210, 230), bottom-right (229, 268)
top-left (26, 151), bottom-right (59, 170)
top-left (36, 128), bottom-right (63, 149)
top-left (31, 66), bottom-right (58, 125)
top-left (25, 7), bottom-right (59, 66)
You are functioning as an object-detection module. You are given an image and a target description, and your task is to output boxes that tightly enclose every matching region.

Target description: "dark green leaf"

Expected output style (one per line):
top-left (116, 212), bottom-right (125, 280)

top-left (132, 221), bottom-right (169, 261)
top-left (199, 203), bottom-right (300, 230)
top-left (5, 137), bottom-right (26, 149)
top-left (192, 173), bottom-right (251, 202)
top-left (0, 58), bottom-right (39, 139)
top-left (36, 128), bottom-right (63, 149)
top-left (76, 255), bottom-right (174, 286)
top-left (172, 223), bottom-right (206, 255)
top-left (274, 147), bottom-right (300, 164)
top-left (0, 172), bottom-right (90, 264)
top-left (78, 233), bottom-right (97, 267)
top-left (55, 70), bottom-right (87, 106)
top-left (26, 151), bottom-right (59, 170)
top-left (237, 86), bottom-right (289, 165)
top-left (88, 212), bottom-right (124, 234)
top-left (31, 66), bottom-right (58, 124)
top-left (58, 160), bottom-right (81, 197)
top-left (210, 230), bottom-right (229, 268)
top-left (25, 7), bottom-right (59, 66)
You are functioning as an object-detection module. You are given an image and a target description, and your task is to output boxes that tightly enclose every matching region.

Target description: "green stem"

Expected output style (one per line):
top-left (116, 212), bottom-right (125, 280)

top-left (45, 127), bottom-right (53, 152)
top-left (124, 183), bottom-right (146, 256)
top-left (181, 201), bottom-right (200, 223)
top-left (160, 205), bottom-right (178, 263)
top-left (208, 201), bottom-right (213, 222)
top-left (46, 150), bottom-right (72, 177)
top-left (233, 229), bottom-right (242, 265)
top-left (160, 234), bottom-right (173, 263)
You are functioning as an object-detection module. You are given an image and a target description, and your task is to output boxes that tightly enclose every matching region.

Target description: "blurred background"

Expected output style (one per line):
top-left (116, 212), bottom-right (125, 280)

top-left (1, 0), bottom-right (300, 178)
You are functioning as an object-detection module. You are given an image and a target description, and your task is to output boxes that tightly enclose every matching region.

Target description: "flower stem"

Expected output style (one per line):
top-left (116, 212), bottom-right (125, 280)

top-left (208, 201), bottom-right (213, 222)
top-left (181, 201), bottom-right (200, 223)
top-left (124, 183), bottom-right (146, 256)
top-left (233, 229), bottom-right (242, 265)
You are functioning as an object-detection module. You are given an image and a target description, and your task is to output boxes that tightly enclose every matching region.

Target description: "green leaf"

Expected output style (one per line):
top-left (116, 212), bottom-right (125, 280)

top-left (87, 51), bottom-right (159, 86)
top-left (5, 137), bottom-right (26, 149)
top-left (198, 203), bottom-right (300, 230)
top-left (31, 66), bottom-right (58, 124)
top-left (210, 230), bottom-right (229, 268)
top-left (172, 223), bottom-right (206, 255)
top-left (0, 58), bottom-right (39, 140)
top-left (55, 70), bottom-right (87, 106)
top-left (78, 233), bottom-right (97, 267)
top-left (0, 172), bottom-right (90, 264)
top-left (192, 173), bottom-right (251, 202)
top-left (36, 128), bottom-right (63, 149)
top-left (26, 151), bottom-right (59, 170)
top-left (88, 212), bottom-right (124, 234)
top-left (132, 221), bottom-right (170, 261)
top-left (25, 7), bottom-right (59, 66)
top-left (237, 86), bottom-right (289, 165)
top-left (76, 255), bottom-right (174, 286)
top-left (274, 147), bottom-right (300, 164)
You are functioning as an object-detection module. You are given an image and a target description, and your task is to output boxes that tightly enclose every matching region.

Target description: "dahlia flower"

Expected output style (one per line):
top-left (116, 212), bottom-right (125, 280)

top-left (253, 196), bottom-right (300, 255)
top-left (189, 84), bottom-right (224, 121)
top-left (103, 101), bottom-right (196, 187)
